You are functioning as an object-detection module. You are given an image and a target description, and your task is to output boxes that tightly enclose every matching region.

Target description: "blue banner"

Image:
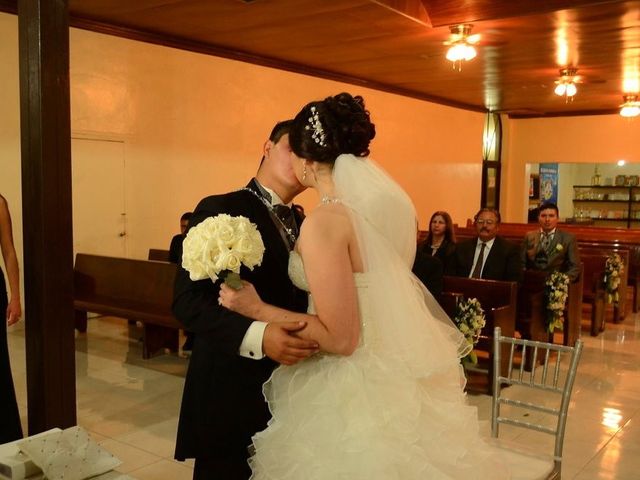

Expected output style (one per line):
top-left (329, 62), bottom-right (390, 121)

top-left (539, 163), bottom-right (558, 205)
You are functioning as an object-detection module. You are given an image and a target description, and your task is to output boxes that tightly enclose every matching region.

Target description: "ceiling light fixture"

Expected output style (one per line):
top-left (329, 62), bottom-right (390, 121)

top-left (554, 68), bottom-right (579, 101)
top-left (445, 24), bottom-right (479, 71)
top-left (619, 94), bottom-right (640, 118)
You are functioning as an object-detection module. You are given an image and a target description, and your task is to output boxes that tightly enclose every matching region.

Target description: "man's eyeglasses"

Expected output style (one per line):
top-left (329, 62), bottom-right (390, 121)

top-left (475, 219), bottom-right (496, 226)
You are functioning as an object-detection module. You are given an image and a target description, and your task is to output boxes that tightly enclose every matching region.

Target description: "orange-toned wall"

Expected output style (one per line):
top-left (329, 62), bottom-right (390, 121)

top-left (0, 11), bottom-right (484, 271)
top-left (501, 115), bottom-right (640, 223)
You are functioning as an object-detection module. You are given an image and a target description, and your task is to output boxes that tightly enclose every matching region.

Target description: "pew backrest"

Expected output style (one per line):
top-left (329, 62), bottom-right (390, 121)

top-left (74, 253), bottom-right (179, 328)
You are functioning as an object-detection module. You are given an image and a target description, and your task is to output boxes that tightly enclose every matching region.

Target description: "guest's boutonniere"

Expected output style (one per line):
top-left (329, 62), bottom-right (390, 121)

top-left (555, 244), bottom-right (564, 252)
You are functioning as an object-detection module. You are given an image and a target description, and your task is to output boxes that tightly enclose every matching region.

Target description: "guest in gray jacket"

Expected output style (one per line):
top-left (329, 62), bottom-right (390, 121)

top-left (522, 202), bottom-right (581, 282)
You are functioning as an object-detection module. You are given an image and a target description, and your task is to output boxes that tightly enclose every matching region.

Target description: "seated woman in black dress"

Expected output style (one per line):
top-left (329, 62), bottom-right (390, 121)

top-left (418, 210), bottom-right (456, 270)
top-left (0, 193), bottom-right (23, 443)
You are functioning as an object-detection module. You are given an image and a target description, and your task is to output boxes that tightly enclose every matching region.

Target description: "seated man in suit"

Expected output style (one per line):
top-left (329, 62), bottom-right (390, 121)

top-left (447, 208), bottom-right (523, 282)
top-left (522, 202), bottom-right (581, 282)
top-left (169, 211), bottom-right (194, 353)
top-left (169, 211), bottom-right (192, 264)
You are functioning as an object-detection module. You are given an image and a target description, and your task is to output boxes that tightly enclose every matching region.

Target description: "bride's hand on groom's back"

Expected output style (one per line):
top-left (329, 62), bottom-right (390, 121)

top-left (264, 322), bottom-right (318, 365)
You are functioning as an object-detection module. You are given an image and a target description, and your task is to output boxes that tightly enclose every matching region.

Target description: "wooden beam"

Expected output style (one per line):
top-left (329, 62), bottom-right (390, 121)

top-left (369, 0), bottom-right (432, 27)
top-left (18, 0), bottom-right (76, 433)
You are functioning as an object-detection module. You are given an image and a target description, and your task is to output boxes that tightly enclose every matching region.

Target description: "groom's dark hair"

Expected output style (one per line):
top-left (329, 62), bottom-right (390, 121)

top-left (259, 119), bottom-right (294, 166)
top-left (269, 119), bottom-right (294, 143)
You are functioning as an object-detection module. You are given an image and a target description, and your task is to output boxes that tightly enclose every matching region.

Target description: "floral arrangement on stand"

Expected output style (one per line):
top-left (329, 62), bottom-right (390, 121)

top-left (181, 214), bottom-right (265, 289)
top-left (454, 297), bottom-right (486, 364)
top-left (603, 253), bottom-right (624, 305)
top-left (544, 271), bottom-right (570, 333)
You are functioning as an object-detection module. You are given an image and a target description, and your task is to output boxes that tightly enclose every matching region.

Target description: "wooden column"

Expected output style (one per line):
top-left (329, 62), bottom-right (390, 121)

top-left (18, 0), bottom-right (76, 433)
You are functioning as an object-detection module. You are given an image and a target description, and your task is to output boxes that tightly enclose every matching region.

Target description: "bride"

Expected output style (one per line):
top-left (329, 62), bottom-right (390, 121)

top-left (219, 93), bottom-right (510, 479)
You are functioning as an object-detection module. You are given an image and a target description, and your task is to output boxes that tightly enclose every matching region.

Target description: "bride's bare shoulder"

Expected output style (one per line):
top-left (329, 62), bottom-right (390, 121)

top-left (299, 203), bottom-right (352, 240)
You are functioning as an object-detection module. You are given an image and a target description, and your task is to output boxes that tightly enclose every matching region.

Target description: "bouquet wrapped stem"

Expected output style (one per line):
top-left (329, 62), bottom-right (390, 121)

top-left (221, 271), bottom-right (243, 290)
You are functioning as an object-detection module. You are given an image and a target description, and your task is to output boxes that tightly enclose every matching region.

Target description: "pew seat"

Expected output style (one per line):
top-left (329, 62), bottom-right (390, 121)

top-left (74, 253), bottom-right (180, 359)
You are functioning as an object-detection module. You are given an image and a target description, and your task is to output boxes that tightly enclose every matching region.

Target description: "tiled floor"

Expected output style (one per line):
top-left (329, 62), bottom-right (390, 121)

top-left (6, 306), bottom-right (640, 479)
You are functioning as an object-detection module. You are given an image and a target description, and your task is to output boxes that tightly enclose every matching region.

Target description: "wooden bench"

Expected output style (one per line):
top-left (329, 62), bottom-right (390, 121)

top-left (442, 276), bottom-right (517, 394)
top-left (488, 223), bottom-right (640, 314)
top-left (516, 266), bottom-right (583, 345)
top-left (148, 248), bottom-right (171, 262)
top-left (581, 248), bottom-right (629, 323)
top-left (74, 253), bottom-right (180, 359)
top-left (581, 254), bottom-right (609, 335)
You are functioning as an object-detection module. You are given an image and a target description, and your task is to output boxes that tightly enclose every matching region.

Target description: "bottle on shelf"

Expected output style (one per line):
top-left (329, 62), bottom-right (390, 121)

top-left (591, 166), bottom-right (601, 186)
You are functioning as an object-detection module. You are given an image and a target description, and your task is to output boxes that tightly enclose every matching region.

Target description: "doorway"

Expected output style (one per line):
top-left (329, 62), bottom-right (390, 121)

top-left (71, 137), bottom-right (127, 257)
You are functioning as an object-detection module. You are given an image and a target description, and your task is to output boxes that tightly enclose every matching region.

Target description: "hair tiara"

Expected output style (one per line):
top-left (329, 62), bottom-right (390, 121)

top-left (304, 106), bottom-right (327, 147)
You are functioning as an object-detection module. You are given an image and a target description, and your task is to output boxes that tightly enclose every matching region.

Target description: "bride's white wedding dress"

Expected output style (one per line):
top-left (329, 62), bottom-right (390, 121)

top-left (249, 155), bottom-right (511, 479)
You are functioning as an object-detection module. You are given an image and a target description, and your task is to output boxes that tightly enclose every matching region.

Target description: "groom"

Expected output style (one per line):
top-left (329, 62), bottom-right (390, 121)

top-left (173, 120), bottom-right (316, 479)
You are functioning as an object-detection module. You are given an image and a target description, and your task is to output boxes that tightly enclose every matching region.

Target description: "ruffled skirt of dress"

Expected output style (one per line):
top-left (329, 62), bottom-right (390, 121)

top-left (249, 340), bottom-right (509, 479)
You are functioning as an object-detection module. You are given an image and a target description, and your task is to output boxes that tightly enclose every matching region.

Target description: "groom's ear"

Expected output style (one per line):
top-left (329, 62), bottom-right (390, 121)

top-left (263, 139), bottom-right (274, 158)
top-left (259, 140), bottom-right (273, 168)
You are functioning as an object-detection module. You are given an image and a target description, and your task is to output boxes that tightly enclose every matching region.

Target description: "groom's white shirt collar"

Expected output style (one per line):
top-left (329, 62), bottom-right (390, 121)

top-left (255, 180), bottom-right (292, 207)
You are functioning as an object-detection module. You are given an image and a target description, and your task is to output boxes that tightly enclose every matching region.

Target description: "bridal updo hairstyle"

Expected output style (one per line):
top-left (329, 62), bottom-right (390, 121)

top-left (289, 92), bottom-right (376, 165)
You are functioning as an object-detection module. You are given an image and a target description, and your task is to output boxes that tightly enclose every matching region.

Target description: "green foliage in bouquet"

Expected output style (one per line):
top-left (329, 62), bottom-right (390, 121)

top-left (544, 271), bottom-right (570, 333)
top-left (454, 297), bottom-right (486, 364)
top-left (604, 253), bottom-right (624, 306)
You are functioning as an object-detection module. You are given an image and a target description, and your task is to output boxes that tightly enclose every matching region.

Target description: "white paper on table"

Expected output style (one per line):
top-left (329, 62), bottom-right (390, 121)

top-left (0, 429), bottom-right (62, 480)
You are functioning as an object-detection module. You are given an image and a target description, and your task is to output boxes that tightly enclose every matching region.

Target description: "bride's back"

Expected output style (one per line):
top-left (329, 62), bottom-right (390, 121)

top-left (296, 200), bottom-right (364, 275)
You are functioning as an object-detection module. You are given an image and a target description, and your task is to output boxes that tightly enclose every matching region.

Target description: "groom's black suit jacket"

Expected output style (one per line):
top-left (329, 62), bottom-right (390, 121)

top-left (173, 180), bottom-right (307, 462)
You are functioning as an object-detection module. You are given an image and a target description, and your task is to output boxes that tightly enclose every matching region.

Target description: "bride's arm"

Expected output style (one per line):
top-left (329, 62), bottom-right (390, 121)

top-left (220, 210), bottom-right (360, 356)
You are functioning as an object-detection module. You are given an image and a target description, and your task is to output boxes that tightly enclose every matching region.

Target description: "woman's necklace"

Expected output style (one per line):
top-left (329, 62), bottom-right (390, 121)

top-left (241, 187), bottom-right (297, 246)
top-left (320, 194), bottom-right (341, 205)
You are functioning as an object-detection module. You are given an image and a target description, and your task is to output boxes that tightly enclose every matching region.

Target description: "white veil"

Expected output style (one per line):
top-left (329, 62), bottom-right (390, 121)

top-left (333, 154), bottom-right (470, 375)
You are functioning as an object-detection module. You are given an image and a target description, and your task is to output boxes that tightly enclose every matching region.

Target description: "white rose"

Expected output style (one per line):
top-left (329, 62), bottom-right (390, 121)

top-left (216, 223), bottom-right (235, 245)
top-left (183, 227), bottom-right (216, 281)
top-left (224, 251), bottom-right (242, 273)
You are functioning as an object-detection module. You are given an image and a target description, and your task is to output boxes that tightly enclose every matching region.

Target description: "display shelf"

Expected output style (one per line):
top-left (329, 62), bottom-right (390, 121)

top-left (573, 199), bottom-right (629, 203)
top-left (572, 185), bottom-right (639, 228)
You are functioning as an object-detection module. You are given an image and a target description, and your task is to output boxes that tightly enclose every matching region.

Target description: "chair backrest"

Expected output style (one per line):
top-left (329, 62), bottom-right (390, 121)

top-left (491, 326), bottom-right (583, 473)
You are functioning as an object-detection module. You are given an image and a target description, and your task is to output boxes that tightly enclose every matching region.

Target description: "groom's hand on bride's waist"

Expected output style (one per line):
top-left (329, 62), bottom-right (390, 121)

top-left (263, 322), bottom-right (318, 365)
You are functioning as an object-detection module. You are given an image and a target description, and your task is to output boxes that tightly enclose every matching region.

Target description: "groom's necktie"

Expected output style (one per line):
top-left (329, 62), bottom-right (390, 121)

top-left (273, 204), bottom-right (298, 238)
top-left (471, 242), bottom-right (486, 279)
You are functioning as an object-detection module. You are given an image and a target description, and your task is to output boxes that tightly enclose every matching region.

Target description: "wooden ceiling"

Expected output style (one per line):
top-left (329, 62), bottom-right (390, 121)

top-left (2, 0), bottom-right (639, 117)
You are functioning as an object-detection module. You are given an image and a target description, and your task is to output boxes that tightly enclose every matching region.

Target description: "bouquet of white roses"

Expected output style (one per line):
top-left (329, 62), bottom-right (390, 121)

top-left (544, 271), bottom-right (570, 333)
top-left (181, 214), bottom-right (265, 289)
top-left (604, 253), bottom-right (624, 305)
top-left (454, 297), bottom-right (486, 364)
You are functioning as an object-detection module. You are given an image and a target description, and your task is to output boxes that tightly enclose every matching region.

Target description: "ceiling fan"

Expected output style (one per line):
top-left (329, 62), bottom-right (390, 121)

top-left (444, 24), bottom-right (481, 69)
top-left (554, 67), bottom-right (583, 99)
